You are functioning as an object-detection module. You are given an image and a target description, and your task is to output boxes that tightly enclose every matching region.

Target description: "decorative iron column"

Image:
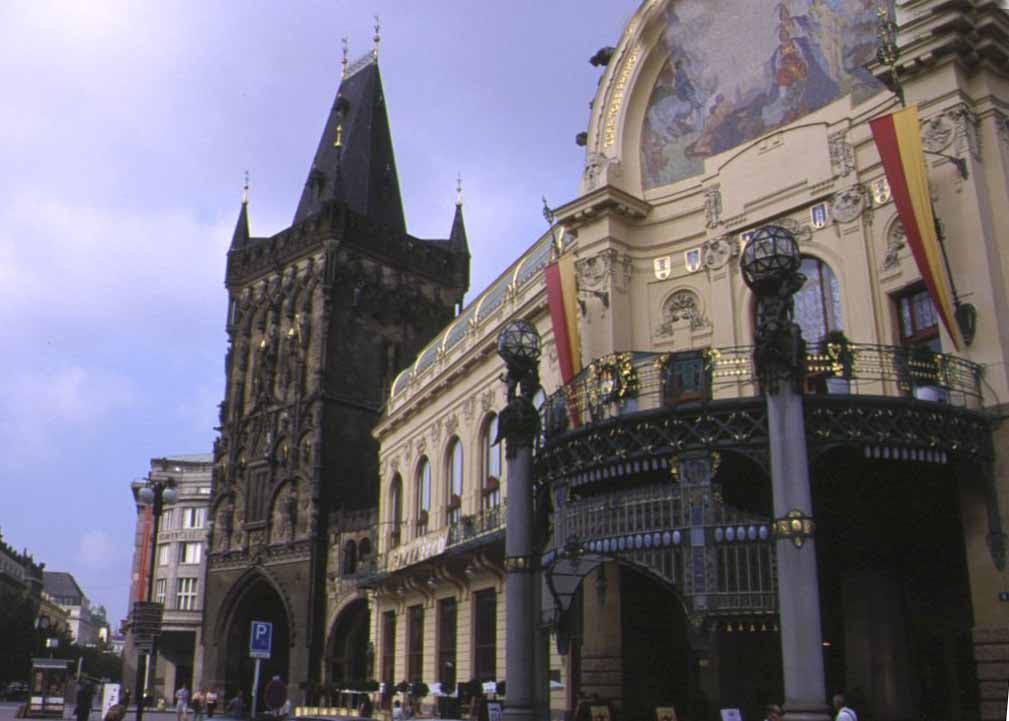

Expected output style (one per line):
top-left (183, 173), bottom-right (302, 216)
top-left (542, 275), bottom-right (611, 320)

top-left (496, 320), bottom-right (542, 721)
top-left (741, 226), bottom-right (830, 721)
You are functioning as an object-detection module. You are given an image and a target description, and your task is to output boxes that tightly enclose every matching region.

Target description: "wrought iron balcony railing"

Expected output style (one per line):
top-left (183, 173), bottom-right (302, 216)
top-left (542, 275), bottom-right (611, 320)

top-left (447, 501), bottom-right (506, 546)
top-left (540, 343), bottom-right (984, 440)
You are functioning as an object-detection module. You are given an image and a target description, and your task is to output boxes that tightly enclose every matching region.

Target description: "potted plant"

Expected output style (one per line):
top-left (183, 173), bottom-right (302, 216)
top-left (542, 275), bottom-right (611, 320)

top-left (909, 345), bottom-right (946, 401)
top-left (410, 682), bottom-right (430, 716)
top-left (437, 680), bottom-right (458, 719)
top-left (820, 330), bottom-right (855, 394)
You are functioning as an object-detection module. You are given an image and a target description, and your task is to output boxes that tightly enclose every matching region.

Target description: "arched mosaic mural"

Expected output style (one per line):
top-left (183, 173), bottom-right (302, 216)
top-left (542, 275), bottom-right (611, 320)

top-left (641, 0), bottom-right (890, 188)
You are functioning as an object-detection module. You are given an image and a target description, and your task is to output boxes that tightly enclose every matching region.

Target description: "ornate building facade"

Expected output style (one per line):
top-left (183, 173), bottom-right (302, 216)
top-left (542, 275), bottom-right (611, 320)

top-left (364, 2), bottom-right (1009, 721)
top-left (201, 46), bottom-right (469, 702)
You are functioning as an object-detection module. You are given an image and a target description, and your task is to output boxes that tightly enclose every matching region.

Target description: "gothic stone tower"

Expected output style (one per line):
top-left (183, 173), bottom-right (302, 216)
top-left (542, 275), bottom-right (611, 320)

top-left (202, 51), bottom-right (469, 699)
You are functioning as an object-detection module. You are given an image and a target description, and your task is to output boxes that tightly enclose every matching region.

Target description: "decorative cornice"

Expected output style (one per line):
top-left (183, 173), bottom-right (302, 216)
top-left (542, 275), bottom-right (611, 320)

top-left (553, 185), bottom-right (651, 230)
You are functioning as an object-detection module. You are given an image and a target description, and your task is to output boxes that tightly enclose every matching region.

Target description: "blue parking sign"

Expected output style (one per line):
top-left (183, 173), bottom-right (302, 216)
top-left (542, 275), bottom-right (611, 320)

top-left (249, 621), bottom-right (273, 659)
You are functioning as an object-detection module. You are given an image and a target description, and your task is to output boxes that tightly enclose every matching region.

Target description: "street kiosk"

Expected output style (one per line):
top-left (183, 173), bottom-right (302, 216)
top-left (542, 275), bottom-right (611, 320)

top-left (27, 658), bottom-right (71, 717)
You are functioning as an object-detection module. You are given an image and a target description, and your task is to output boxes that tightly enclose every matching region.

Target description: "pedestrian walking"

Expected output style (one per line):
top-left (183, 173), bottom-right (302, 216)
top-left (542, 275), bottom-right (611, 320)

top-left (75, 682), bottom-right (96, 721)
top-left (175, 685), bottom-right (191, 721)
top-left (104, 691), bottom-right (130, 721)
top-left (192, 689), bottom-right (205, 721)
top-left (206, 688), bottom-right (219, 718)
top-left (763, 704), bottom-right (783, 721)
top-left (832, 694), bottom-right (857, 721)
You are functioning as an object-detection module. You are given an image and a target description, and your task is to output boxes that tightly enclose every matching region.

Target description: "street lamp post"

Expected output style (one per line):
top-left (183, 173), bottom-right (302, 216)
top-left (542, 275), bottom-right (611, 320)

top-left (496, 320), bottom-right (542, 721)
top-left (133, 477), bottom-right (177, 721)
top-left (740, 225), bottom-right (830, 721)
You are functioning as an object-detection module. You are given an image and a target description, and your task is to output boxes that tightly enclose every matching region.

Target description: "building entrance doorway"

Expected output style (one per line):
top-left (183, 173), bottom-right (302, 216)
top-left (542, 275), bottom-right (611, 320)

top-left (222, 576), bottom-right (291, 701)
top-left (814, 450), bottom-right (979, 721)
top-left (326, 599), bottom-right (370, 685)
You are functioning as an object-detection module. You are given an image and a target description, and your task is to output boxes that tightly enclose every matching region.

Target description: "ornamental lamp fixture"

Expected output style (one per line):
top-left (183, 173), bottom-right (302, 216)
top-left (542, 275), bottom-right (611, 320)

top-left (740, 225), bottom-right (802, 297)
top-left (496, 319), bottom-right (542, 373)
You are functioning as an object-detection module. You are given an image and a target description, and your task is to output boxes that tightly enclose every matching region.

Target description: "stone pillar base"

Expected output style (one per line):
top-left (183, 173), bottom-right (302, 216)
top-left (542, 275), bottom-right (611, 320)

top-left (782, 702), bottom-right (831, 721)
top-left (502, 704), bottom-right (536, 721)
top-left (974, 626), bottom-right (1009, 721)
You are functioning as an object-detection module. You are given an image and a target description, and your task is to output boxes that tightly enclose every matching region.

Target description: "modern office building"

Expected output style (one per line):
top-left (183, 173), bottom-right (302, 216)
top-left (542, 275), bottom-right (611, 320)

top-left (122, 454), bottom-right (212, 702)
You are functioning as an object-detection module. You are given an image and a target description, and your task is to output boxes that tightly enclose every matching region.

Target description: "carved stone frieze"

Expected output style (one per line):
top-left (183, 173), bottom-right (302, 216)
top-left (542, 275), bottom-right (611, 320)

top-left (921, 112), bottom-right (955, 154)
top-left (445, 413), bottom-right (460, 436)
top-left (704, 186), bottom-right (723, 228)
top-left (702, 236), bottom-right (735, 270)
top-left (480, 388), bottom-right (495, 413)
top-left (997, 112), bottom-right (1009, 147)
top-left (776, 218), bottom-right (813, 244)
top-left (655, 290), bottom-right (709, 339)
top-left (882, 220), bottom-right (906, 271)
top-left (946, 103), bottom-right (980, 160)
top-left (829, 185), bottom-right (865, 224)
top-left (828, 131), bottom-right (855, 177)
top-left (429, 418), bottom-right (444, 447)
top-left (461, 396), bottom-right (476, 422)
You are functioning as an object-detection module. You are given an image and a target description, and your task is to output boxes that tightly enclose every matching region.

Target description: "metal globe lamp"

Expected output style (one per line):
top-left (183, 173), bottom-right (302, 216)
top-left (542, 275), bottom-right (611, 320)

top-left (740, 225), bottom-right (801, 296)
top-left (497, 319), bottom-right (541, 372)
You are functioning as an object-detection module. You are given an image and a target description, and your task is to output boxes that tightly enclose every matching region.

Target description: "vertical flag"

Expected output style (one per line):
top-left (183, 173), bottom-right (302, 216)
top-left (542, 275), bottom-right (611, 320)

top-left (870, 105), bottom-right (963, 349)
top-left (544, 253), bottom-right (582, 384)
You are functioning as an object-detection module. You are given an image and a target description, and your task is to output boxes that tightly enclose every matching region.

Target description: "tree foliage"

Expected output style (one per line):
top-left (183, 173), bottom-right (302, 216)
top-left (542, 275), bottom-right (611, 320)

top-left (0, 584), bottom-right (41, 684)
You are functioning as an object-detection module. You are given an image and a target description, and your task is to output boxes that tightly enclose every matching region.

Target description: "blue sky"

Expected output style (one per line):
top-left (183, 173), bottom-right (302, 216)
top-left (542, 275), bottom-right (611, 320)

top-left (0, 2), bottom-right (635, 624)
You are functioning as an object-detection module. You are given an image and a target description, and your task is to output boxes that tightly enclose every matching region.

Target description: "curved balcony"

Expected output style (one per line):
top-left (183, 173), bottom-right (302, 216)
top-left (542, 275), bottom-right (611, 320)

top-left (537, 343), bottom-right (992, 486)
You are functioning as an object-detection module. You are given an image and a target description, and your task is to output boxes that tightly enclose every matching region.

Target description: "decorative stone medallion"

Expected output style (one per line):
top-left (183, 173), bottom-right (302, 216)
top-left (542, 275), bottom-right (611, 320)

top-left (830, 186), bottom-right (865, 224)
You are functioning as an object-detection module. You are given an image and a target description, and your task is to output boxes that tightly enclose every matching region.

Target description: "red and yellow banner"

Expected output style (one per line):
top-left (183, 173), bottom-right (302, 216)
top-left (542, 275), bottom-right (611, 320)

top-left (870, 105), bottom-right (962, 349)
top-left (544, 253), bottom-right (582, 384)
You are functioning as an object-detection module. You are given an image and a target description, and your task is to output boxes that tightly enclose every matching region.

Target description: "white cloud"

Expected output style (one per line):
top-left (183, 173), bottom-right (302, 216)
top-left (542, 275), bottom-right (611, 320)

top-left (0, 365), bottom-right (138, 462)
top-left (79, 530), bottom-right (117, 567)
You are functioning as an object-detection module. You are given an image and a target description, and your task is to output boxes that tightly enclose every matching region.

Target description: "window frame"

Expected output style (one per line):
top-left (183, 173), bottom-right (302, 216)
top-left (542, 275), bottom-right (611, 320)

top-left (473, 588), bottom-right (497, 681)
top-left (154, 578), bottom-right (167, 605)
top-left (482, 415), bottom-right (502, 510)
top-left (179, 542), bottom-right (202, 565)
top-left (895, 283), bottom-right (940, 349)
top-left (416, 458), bottom-right (432, 535)
top-left (437, 597), bottom-right (458, 687)
top-left (175, 577), bottom-right (198, 611)
top-left (407, 604), bottom-right (424, 683)
top-left (446, 438), bottom-right (463, 526)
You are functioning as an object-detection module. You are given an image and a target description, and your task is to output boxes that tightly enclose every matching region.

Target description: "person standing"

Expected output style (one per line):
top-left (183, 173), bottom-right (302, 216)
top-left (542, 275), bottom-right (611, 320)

top-left (206, 688), bottom-right (218, 718)
top-left (75, 682), bottom-right (96, 721)
top-left (192, 689), bottom-right (205, 721)
top-left (175, 685), bottom-right (191, 721)
top-left (833, 694), bottom-right (857, 721)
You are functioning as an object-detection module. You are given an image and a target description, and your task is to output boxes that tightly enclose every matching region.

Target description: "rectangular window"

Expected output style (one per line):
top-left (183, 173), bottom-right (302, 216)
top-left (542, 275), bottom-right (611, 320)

top-left (160, 509), bottom-right (175, 530)
top-left (179, 542), bottom-right (202, 565)
top-left (158, 544), bottom-right (170, 566)
top-left (437, 597), bottom-right (457, 687)
top-left (176, 578), bottom-right (198, 611)
top-left (473, 588), bottom-right (497, 681)
top-left (154, 578), bottom-right (166, 605)
top-left (407, 604), bottom-right (424, 682)
top-left (182, 507), bottom-right (206, 529)
top-left (896, 284), bottom-right (940, 351)
top-left (381, 611), bottom-right (397, 689)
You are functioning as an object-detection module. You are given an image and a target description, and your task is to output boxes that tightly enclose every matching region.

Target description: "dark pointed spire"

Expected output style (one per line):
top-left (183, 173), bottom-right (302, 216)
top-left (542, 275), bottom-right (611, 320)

top-left (293, 50), bottom-right (406, 234)
top-left (231, 172), bottom-right (251, 250)
top-left (448, 174), bottom-right (469, 256)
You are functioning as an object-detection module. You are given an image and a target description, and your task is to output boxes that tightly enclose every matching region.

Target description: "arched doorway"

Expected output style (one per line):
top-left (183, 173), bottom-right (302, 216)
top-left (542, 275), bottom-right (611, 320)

top-left (813, 448), bottom-right (979, 721)
top-left (563, 561), bottom-right (697, 721)
top-left (222, 575), bottom-right (291, 700)
top-left (327, 599), bottom-right (371, 685)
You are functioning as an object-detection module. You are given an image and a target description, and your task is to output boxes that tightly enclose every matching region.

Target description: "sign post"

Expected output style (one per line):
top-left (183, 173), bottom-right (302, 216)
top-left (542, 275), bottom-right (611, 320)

top-left (249, 621), bottom-right (273, 720)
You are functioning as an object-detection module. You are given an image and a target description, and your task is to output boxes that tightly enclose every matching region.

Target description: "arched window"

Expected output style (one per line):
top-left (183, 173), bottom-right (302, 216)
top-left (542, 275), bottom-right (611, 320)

top-left (389, 474), bottom-right (403, 548)
top-left (359, 537), bottom-right (372, 560)
top-left (482, 415), bottom-right (501, 511)
top-left (446, 437), bottom-right (463, 526)
top-left (416, 457), bottom-right (432, 536)
top-left (793, 256), bottom-right (843, 344)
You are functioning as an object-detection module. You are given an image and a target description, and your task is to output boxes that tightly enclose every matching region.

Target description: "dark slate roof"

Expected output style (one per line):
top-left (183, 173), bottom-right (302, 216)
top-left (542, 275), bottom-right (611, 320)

top-left (230, 199), bottom-right (250, 250)
top-left (43, 572), bottom-right (84, 602)
top-left (293, 55), bottom-right (406, 234)
top-left (447, 203), bottom-right (469, 256)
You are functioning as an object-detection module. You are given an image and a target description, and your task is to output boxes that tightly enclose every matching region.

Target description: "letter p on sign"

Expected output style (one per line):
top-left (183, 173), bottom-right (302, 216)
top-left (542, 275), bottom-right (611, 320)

top-left (249, 621), bottom-right (273, 659)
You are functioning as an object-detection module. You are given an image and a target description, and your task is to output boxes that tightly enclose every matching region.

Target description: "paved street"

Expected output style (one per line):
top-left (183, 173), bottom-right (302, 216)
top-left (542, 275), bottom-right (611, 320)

top-left (0, 703), bottom-right (243, 721)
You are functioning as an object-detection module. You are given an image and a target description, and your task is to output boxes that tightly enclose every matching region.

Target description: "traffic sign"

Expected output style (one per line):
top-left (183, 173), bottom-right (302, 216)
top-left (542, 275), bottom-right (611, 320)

top-left (249, 621), bottom-right (273, 659)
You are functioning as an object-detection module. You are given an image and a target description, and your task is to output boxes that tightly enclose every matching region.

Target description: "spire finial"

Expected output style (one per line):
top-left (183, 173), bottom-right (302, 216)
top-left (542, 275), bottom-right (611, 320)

top-left (242, 170), bottom-right (250, 204)
top-left (542, 196), bottom-right (555, 225)
top-left (372, 15), bottom-right (381, 59)
top-left (455, 173), bottom-right (463, 207)
top-left (341, 37), bottom-right (349, 78)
